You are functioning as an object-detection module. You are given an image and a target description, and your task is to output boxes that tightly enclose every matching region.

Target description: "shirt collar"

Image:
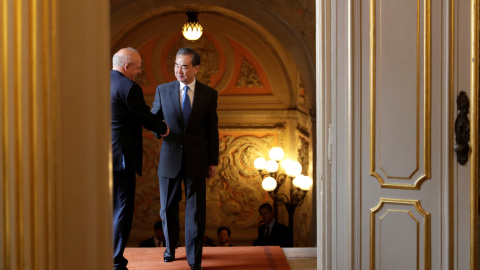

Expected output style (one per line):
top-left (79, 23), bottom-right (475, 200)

top-left (266, 218), bottom-right (275, 228)
top-left (179, 79), bottom-right (196, 92)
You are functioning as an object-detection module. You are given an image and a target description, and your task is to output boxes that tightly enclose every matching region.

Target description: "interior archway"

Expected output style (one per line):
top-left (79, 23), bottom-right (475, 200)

top-left (110, 1), bottom-right (316, 247)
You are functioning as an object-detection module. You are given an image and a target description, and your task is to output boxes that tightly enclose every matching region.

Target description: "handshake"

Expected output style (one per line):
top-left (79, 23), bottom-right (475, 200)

top-left (160, 120), bottom-right (170, 137)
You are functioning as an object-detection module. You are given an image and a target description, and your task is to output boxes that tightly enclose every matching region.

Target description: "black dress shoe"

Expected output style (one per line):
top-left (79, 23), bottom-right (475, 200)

top-left (163, 252), bottom-right (175, 262)
top-left (190, 264), bottom-right (202, 270)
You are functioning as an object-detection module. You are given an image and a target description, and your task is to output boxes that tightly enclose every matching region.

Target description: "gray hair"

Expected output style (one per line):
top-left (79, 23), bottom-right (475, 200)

top-left (112, 47), bottom-right (138, 68)
top-left (176, 47), bottom-right (201, 66)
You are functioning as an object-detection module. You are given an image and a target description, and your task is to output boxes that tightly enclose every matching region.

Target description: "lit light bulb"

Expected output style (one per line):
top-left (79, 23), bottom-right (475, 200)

top-left (281, 158), bottom-right (292, 169)
top-left (262, 177), bottom-right (277, 191)
top-left (182, 22), bottom-right (203, 40)
top-left (182, 11), bottom-right (203, 41)
top-left (269, 147), bottom-right (284, 161)
top-left (285, 161), bottom-right (302, 177)
top-left (299, 176), bottom-right (313, 191)
top-left (265, 160), bottom-right (279, 173)
top-left (254, 157), bottom-right (267, 170)
top-left (292, 174), bottom-right (304, 188)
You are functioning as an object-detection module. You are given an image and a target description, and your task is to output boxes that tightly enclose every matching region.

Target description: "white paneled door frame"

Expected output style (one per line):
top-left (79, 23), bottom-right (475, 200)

top-left (316, 0), bottom-right (479, 269)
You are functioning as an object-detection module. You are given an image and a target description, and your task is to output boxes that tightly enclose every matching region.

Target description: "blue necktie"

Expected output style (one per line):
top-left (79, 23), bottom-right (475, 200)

top-left (182, 85), bottom-right (192, 126)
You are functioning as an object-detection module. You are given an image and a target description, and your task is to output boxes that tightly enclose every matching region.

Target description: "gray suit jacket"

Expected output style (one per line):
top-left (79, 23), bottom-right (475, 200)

top-left (151, 80), bottom-right (219, 179)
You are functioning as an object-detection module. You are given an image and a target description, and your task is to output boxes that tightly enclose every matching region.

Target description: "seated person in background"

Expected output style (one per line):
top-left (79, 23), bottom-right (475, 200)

top-left (203, 235), bottom-right (214, 247)
top-left (139, 221), bottom-right (165, 247)
top-left (253, 203), bottom-right (292, 247)
top-left (216, 226), bottom-right (234, 247)
top-left (257, 220), bottom-right (265, 227)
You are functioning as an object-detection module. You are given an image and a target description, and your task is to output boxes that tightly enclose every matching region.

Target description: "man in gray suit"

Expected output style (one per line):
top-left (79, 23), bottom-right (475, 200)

top-left (151, 47), bottom-right (219, 270)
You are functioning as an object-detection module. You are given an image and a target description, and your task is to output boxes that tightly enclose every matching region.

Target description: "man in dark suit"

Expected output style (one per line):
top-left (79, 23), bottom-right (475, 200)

top-left (151, 47), bottom-right (219, 270)
top-left (139, 221), bottom-right (165, 247)
top-left (111, 47), bottom-right (169, 270)
top-left (253, 203), bottom-right (293, 247)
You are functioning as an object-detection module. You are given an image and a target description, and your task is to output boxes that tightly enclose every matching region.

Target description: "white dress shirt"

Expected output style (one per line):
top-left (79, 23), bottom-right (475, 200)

top-left (264, 218), bottom-right (275, 238)
top-left (179, 79), bottom-right (195, 109)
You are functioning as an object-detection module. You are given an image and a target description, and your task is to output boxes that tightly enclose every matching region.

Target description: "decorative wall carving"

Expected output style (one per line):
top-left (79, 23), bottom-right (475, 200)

top-left (294, 134), bottom-right (311, 246)
top-left (293, 198), bottom-right (312, 247)
top-left (219, 123), bottom-right (286, 147)
top-left (298, 75), bottom-right (309, 114)
top-left (207, 134), bottom-right (277, 228)
top-left (132, 132), bottom-right (161, 230)
top-left (236, 57), bottom-right (263, 87)
top-left (298, 135), bottom-right (309, 175)
top-left (129, 124), bottom-right (311, 247)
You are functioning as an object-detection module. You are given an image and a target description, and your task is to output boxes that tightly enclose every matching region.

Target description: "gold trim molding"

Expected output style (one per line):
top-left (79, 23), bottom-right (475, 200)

top-left (370, 198), bottom-right (431, 270)
top-left (370, 0), bottom-right (431, 189)
top-left (1, 0), bottom-right (10, 268)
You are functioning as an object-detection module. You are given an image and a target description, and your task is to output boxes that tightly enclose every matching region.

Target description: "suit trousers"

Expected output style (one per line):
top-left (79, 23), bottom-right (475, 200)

top-left (113, 169), bottom-right (136, 270)
top-left (159, 163), bottom-right (206, 265)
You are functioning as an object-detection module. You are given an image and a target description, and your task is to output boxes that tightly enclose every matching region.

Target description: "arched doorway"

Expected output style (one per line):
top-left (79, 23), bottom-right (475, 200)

top-left (110, 1), bottom-right (317, 248)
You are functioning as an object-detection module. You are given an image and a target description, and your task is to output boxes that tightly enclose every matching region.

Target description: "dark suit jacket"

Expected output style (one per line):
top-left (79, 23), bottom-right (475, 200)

top-left (253, 222), bottom-right (293, 247)
top-left (151, 80), bottom-right (219, 179)
top-left (111, 70), bottom-right (167, 175)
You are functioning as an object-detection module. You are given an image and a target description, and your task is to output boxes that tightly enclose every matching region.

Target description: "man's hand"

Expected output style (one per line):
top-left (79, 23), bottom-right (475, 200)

top-left (208, 166), bottom-right (217, 178)
top-left (161, 120), bottom-right (170, 137)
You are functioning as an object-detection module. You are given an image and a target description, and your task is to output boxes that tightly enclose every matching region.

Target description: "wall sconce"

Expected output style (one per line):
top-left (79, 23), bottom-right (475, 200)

top-left (182, 11), bottom-right (203, 41)
top-left (254, 147), bottom-right (313, 240)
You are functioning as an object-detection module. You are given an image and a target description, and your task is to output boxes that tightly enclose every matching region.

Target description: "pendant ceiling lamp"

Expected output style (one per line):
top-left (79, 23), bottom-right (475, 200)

top-left (182, 11), bottom-right (203, 41)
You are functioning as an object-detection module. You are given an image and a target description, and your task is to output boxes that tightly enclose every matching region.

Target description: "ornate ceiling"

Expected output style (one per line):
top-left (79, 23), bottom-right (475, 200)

top-left (110, 0), bottom-right (315, 113)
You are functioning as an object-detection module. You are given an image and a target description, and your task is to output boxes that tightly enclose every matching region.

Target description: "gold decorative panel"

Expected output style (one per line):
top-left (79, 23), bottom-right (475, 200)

top-left (236, 57), bottom-right (263, 87)
top-left (133, 132), bottom-right (162, 229)
top-left (298, 135), bottom-right (310, 175)
top-left (370, 198), bottom-right (431, 270)
top-left (370, 0), bottom-right (431, 189)
top-left (209, 133), bottom-right (279, 226)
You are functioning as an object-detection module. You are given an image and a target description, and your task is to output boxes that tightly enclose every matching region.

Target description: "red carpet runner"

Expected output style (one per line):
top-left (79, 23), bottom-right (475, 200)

top-left (124, 246), bottom-right (291, 270)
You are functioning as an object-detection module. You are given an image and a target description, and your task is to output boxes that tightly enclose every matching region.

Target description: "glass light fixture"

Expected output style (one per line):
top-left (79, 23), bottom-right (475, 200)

top-left (269, 147), bottom-right (284, 161)
top-left (254, 157), bottom-right (267, 170)
top-left (255, 147), bottom-right (311, 240)
top-left (285, 160), bottom-right (302, 177)
top-left (262, 176), bottom-right (277, 191)
top-left (182, 11), bottom-right (203, 41)
top-left (265, 160), bottom-right (279, 173)
top-left (299, 176), bottom-right (313, 191)
top-left (292, 174), bottom-right (304, 188)
top-left (281, 158), bottom-right (293, 169)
